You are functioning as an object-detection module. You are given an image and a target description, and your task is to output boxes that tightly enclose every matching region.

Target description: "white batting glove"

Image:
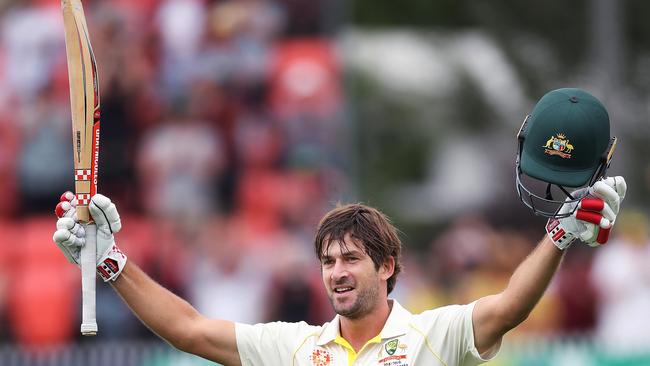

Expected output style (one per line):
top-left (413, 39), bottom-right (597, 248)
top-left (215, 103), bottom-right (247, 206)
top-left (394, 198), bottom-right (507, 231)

top-left (53, 192), bottom-right (127, 282)
top-left (546, 176), bottom-right (627, 250)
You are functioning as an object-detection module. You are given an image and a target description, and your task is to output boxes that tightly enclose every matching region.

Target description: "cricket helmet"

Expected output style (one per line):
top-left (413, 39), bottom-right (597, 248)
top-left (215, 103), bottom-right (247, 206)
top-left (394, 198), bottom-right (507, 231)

top-left (515, 88), bottom-right (617, 218)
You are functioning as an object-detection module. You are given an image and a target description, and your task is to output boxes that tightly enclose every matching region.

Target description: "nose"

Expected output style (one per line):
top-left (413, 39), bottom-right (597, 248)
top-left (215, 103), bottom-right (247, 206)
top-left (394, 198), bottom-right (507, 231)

top-left (330, 260), bottom-right (349, 282)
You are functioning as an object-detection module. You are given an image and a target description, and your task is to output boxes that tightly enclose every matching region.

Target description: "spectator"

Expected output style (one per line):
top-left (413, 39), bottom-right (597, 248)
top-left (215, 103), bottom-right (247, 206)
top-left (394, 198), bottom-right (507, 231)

top-left (263, 240), bottom-right (331, 325)
top-left (17, 85), bottom-right (72, 213)
top-left (187, 219), bottom-right (271, 324)
top-left (0, 1), bottom-right (62, 101)
top-left (137, 116), bottom-right (226, 221)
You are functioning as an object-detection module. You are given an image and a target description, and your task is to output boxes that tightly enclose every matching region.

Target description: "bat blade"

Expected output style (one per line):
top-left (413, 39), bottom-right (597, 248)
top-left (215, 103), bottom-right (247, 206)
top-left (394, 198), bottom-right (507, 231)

top-left (62, 0), bottom-right (100, 336)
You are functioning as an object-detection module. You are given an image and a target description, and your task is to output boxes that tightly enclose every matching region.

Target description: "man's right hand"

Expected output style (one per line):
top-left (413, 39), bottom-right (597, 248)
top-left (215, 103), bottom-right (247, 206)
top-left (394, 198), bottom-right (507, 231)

top-left (53, 192), bottom-right (128, 282)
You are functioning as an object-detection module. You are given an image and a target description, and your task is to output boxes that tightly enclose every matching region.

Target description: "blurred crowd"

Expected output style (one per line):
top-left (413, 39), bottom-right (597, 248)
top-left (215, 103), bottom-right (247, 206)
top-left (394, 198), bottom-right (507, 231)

top-left (0, 0), bottom-right (649, 358)
top-left (0, 0), bottom-right (345, 347)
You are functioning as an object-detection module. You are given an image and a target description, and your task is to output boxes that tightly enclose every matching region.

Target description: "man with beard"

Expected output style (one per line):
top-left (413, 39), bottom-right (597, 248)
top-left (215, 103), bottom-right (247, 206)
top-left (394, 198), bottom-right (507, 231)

top-left (53, 84), bottom-right (626, 366)
top-left (53, 177), bottom-right (624, 366)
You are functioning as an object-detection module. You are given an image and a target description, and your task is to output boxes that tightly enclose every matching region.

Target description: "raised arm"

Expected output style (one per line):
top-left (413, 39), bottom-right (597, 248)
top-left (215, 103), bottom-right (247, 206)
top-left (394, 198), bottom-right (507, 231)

top-left (471, 176), bottom-right (626, 355)
top-left (113, 261), bottom-right (240, 365)
top-left (53, 193), bottom-right (241, 366)
top-left (472, 236), bottom-right (562, 354)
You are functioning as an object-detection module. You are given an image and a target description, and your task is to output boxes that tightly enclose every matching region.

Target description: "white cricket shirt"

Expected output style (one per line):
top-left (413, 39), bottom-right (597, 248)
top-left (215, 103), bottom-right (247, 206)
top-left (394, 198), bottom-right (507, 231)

top-left (235, 300), bottom-right (499, 366)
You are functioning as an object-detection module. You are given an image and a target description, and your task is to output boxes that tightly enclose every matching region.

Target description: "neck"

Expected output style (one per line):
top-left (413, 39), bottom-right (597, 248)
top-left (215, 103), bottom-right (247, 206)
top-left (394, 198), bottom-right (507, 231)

top-left (339, 299), bottom-right (392, 352)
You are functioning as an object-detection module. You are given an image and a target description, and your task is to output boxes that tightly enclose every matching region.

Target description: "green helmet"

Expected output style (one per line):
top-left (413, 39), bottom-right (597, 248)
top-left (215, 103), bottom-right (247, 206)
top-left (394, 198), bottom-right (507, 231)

top-left (515, 88), bottom-right (617, 218)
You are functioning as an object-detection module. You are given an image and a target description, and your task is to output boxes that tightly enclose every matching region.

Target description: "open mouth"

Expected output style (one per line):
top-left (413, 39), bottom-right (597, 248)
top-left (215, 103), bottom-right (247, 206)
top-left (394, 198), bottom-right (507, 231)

top-left (334, 287), bottom-right (354, 294)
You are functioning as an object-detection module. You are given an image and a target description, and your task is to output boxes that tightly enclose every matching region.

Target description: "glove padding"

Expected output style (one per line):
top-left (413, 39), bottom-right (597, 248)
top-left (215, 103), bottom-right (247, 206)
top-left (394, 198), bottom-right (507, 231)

top-left (53, 192), bottom-right (127, 282)
top-left (547, 176), bottom-right (626, 250)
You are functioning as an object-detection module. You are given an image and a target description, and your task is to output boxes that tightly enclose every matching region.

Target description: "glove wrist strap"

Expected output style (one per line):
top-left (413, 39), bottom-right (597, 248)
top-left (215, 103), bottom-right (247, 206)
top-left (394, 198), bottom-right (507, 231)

top-left (96, 245), bottom-right (127, 282)
top-left (546, 218), bottom-right (576, 250)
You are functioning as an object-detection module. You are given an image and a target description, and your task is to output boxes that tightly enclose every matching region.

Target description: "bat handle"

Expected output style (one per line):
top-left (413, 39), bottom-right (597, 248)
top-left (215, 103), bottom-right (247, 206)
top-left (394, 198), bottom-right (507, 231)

top-left (80, 222), bottom-right (98, 336)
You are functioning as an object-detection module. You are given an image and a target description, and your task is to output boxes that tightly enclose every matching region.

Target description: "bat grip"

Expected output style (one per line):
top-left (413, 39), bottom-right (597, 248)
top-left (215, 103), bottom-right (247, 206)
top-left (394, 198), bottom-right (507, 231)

top-left (80, 223), bottom-right (98, 336)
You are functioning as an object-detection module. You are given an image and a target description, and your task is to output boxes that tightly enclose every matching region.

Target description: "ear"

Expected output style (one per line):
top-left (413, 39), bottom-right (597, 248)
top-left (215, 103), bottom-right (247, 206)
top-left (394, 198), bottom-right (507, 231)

top-left (379, 256), bottom-right (395, 281)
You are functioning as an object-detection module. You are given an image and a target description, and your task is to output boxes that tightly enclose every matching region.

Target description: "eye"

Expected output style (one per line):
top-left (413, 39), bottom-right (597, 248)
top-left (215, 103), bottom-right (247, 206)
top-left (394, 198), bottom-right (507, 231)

top-left (321, 258), bottom-right (334, 266)
top-left (346, 256), bottom-right (359, 263)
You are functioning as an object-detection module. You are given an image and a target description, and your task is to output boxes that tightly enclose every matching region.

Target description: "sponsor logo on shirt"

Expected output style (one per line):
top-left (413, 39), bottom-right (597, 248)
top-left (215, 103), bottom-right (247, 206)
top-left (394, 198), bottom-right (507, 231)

top-left (378, 354), bottom-right (408, 366)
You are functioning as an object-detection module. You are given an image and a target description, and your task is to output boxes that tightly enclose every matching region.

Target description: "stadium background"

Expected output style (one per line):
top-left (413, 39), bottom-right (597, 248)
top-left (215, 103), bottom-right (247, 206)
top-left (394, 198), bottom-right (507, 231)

top-left (0, 0), bottom-right (649, 364)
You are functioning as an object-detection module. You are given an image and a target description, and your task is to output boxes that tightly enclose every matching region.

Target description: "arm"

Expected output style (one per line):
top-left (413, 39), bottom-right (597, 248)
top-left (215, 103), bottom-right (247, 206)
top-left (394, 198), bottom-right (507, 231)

top-left (54, 193), bottom-right (242, 366)
top-left (113, 261), bottom-right (241, 366)
top-left (472, 236), bottom-right (563, 354)
top-left (472, 176), bottom-right (626, 355)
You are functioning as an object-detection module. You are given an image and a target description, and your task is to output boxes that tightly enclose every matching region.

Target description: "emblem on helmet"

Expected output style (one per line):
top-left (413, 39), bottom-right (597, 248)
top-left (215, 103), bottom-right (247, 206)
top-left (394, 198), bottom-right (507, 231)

top-left (542, 133), bottom-right (574, 158)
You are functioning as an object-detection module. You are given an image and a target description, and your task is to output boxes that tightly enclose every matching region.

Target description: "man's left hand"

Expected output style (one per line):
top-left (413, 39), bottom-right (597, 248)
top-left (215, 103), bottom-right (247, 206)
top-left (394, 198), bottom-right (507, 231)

top-left (547, 176), bottom-right (627, 249)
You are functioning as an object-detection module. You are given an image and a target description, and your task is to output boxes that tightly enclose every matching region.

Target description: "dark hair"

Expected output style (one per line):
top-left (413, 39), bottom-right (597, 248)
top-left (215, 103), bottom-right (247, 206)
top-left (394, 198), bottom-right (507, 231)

top-left (314, 203), bottom-right (403, 294)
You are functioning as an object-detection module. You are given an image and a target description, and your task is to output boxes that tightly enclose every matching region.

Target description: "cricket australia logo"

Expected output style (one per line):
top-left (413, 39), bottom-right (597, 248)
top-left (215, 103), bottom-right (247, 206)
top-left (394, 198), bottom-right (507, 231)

top-left (385, 339), bottom-right (398, 355)
top-left (379, 339), bottom-right (408, 365)
top-left (543, 133), bottom-right (573, 159)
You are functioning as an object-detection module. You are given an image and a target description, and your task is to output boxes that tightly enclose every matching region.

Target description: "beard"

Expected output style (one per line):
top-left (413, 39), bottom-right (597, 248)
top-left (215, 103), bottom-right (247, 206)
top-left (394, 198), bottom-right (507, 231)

top-left (328, 279), bottom-right (380, 320)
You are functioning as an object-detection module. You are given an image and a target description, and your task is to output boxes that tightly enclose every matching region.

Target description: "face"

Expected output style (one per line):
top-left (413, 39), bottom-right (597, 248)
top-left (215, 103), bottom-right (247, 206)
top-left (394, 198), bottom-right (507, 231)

top-left (320, 234), bottom-right (391, 319)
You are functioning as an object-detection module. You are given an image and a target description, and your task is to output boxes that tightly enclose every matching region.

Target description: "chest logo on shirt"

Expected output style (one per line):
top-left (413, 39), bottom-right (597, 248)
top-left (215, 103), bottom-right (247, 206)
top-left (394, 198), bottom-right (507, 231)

top-left (385, 339), bottom-right (398, 355)
top-left (309, 348), bottom-right (332, 366)
top-left (379, 339), bottom-right (409, 366)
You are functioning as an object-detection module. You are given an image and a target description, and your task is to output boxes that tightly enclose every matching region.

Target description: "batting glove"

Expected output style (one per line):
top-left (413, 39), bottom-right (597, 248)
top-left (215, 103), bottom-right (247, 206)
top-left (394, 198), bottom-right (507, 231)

top-left (53, 192), bottom-right (127, 282)
top-left (546, 176), bottom-right (627, 250)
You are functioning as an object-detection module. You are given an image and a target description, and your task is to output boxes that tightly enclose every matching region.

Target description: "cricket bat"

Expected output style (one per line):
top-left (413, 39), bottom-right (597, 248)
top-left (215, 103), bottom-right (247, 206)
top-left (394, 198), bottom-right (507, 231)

top-left (62, 0), bottom-right (101, 336)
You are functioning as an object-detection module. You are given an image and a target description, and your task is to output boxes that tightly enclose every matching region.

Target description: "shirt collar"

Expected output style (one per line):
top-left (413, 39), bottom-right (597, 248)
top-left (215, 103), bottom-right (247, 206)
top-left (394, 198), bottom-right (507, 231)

top-left (316, 314), bottom-right (341, 346)
top-left (380, 299), bottom-right (411, 339)
top-left (316, 299), bottom-right (411, 346)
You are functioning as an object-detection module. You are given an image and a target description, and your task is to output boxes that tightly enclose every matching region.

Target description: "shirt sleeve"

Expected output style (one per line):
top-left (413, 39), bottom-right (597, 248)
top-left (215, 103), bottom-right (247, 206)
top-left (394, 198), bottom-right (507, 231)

top-left (235, 321), bottom-right (318, 366)
top-left (415, 302), bottom-right (500, 366)
top-left (461, 301), bottom-right (501, 365)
